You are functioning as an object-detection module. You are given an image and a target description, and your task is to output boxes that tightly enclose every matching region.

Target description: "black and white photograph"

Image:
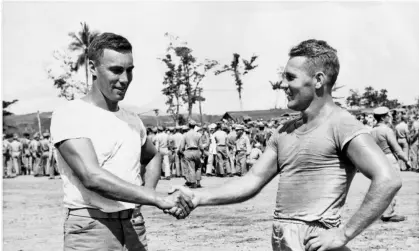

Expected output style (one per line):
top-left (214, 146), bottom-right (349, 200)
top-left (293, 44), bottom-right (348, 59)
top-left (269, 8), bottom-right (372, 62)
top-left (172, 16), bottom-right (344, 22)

top-left (1, 1), bottom-right (419, 250)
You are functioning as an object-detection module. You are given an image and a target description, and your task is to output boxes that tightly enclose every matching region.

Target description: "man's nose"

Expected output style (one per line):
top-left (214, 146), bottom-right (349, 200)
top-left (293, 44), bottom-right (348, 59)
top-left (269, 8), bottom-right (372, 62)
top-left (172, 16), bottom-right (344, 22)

top-left (119, 71), bottom-right (129, 84)
top-left (279, 80), bottom-right (289, 90)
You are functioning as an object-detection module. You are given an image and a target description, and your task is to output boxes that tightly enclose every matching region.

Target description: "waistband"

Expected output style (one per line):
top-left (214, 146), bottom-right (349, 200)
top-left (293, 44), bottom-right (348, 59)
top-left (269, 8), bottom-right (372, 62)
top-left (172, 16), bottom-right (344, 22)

top-left (186, 147), bottom-right (199, 150)
top-left (67, 208), bottom-right (134, 219)
top-left (217, 144), bottom-right (226, 147)
top-left (273, 218), bottom-right (327, 229)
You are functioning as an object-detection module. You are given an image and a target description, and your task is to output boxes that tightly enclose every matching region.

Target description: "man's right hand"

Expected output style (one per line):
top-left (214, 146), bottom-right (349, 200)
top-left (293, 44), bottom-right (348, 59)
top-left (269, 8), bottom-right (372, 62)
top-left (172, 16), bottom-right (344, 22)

top-left (163, 186), bottom-right (200, 219)
top-left (157, 189), bottom-right (194, 219)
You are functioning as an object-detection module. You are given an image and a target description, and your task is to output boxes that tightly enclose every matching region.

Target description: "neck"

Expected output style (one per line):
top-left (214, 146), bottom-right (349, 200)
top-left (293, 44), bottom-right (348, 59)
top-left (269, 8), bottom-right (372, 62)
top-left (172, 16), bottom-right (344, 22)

top-left (300, 95), bottom-right (335, 123)
top-left (85, 84), bottom-right (119, 112)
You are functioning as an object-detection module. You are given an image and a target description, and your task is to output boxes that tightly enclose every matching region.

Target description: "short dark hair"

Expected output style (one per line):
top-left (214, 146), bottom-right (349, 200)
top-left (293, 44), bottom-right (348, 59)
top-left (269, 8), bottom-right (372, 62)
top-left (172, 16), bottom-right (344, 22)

top-left (374, 114), bottom-right (386, 123)
top-left (289, 39), bottom-right (340, 85)
top-left (88, 32), bottom-right (132, 64)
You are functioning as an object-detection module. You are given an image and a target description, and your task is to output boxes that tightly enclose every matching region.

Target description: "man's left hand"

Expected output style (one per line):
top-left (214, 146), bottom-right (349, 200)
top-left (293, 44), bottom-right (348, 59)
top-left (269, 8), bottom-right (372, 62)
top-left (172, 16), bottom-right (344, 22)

top-left (304, 228), bottom-right (349, 251)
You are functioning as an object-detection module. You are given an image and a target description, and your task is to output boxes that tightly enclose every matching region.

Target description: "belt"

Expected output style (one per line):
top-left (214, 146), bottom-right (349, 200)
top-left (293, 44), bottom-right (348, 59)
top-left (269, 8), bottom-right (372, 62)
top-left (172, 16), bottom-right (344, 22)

top-left (186, 147), bottom-right (199, 150)
top-left (68, 208), bottom-right (134, 219)
top-left (217, 145), bottom-right (226, 147)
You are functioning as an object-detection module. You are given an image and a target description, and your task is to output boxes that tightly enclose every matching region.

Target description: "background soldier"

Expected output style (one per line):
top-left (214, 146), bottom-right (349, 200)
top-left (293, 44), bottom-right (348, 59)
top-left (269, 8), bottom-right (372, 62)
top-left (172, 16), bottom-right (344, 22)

top-left (213, 124), bottom-right (231, 177)
top-left (38, 132), bottom-right (51, 176)
top-left (29, 133), bottom-right (41, 176)
top-left (155, 126), bottom-right (170, 180)
top-left (234, 125), bottom-right (251, 176)
top-left (179, 120), bottom-right (202, 188)
top-left (171, 126), bottom-right (184, 177)
top-left (3, 133), bottom-right (12, 178)
top-left (21, 132), bottom-right (31, 175)
top-left (9, 133), bottom-right (23, 176)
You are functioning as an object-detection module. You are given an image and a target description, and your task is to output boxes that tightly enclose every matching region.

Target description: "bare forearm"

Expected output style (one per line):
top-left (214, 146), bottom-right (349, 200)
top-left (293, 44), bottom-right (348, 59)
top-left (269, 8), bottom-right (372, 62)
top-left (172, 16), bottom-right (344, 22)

top-left (87, 169), bottom-right (165, 208)
top-left (195, 172), bottom-right (263, 206)
top-left (143, 153), bottom-right (162, 189)
top-left (343, 178), bottom-right (401, 241)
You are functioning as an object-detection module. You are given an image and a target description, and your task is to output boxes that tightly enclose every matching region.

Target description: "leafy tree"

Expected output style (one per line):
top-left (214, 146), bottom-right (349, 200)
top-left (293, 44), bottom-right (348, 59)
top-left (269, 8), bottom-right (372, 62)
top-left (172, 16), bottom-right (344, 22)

top-left (346, 86), bottom-right (402, 109)
top-left (215, 53), bottom-right (258, 111)
top-left (3, 99), bottom-right (18, 117)
top-left (68, 22), bottom-right (99, 89)
top-left (346, 89), bottom-right (362, 108)
top-left (3, 99), bottom-right (18, 131)
top-left (47, 50), bottom-right (87, 100)
top-left (159, 33), bottom-right (217, 120)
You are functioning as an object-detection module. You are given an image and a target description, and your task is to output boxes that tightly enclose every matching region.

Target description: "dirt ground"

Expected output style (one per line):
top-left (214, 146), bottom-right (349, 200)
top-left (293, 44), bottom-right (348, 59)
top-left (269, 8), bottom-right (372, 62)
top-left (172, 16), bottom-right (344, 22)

top-left (2, 172), bottom-right (419, 251)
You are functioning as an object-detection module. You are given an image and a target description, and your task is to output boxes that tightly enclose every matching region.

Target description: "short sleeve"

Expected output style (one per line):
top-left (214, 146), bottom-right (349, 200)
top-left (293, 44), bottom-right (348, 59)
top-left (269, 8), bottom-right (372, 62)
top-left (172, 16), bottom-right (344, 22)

top-left (50, 102), bottom-right (90, 145)
top-left (333, 111), bottom-right (370, 151)
top-left (266, 131), bottom-right (280, 153)
top-left (137, 118), bottom-right (147, 146)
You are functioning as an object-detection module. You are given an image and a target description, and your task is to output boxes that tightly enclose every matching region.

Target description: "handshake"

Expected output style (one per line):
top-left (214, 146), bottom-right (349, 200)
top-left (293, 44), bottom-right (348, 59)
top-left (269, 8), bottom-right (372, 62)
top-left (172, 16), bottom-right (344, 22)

top-left (158, 186), bottom-right (199, 219)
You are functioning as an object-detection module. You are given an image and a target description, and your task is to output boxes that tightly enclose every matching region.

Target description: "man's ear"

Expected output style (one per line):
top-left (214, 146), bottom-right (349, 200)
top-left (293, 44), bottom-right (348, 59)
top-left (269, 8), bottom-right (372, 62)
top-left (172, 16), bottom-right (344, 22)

top-left (314, 71), bottom-right (326, 89)
top-left (89, 60), bottom-right (97, 80)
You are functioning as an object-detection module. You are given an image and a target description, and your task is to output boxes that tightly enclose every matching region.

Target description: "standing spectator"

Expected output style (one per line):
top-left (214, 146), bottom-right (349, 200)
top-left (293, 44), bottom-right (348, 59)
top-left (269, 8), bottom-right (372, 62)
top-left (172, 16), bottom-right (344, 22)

top-left (247, 142), bottom-right (263, 170)
top-left (395, 115), bottom-right (410, 171)
top-left (21, 132), bottom-right (31, 175)
top-left (154, 126), bottom-right (170, 180)
top-left (3, 133), bottom-right (12, 178)
top-left (29, 133), bottom-right (41, 176)
top-left (234, 124), bottom-right (251, 176)
top-left (38, 132), bottom-right (51, 176)
top-left (9, 133), bottom-right (22, 176)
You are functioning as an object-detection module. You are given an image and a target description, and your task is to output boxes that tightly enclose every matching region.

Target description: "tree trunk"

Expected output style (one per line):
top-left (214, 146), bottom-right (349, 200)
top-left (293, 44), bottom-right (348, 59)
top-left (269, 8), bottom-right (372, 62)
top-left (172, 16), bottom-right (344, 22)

top-left (85, 53), bottom-right (89, 93)
top-left (198, 89), bottom-right (203, 125)
top-left (175, 98), bottom-right (180, 126)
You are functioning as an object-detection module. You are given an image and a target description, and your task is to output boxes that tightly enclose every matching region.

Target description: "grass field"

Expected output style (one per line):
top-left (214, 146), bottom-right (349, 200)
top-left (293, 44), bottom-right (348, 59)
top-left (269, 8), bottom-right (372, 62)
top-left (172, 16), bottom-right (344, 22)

top-left (2, 172), bottom-right (419, 251)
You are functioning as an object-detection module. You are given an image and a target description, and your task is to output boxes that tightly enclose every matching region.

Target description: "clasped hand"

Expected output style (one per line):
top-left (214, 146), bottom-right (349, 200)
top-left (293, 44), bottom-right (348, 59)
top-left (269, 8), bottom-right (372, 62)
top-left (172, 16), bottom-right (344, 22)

top-left (161, 186), bottom-right (197, 219)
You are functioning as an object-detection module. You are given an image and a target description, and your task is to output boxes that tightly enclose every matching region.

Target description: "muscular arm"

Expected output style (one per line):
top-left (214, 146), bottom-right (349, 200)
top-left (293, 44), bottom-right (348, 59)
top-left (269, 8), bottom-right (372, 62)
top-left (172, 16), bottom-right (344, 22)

top-left (141, 138), bottom-right (161, 190)
top-left (193, 147), bottom-right (278, 206)
top-left (342, 134), bottom-right (402, 242)
top-left (56, 138), bottom-right (168, 208)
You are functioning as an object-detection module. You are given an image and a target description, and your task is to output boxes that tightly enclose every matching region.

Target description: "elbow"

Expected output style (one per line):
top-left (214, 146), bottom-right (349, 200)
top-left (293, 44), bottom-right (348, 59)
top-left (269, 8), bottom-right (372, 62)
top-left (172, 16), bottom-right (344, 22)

top-left (81, 173), bottom-right (101, 190)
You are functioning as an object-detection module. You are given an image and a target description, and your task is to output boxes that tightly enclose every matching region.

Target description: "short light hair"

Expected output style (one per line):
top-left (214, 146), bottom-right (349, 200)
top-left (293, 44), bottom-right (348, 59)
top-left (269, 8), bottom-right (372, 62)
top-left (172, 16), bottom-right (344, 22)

top-left (88, 32), bottom-right (132, 64)
top-left (289, 39), bottom-right (340, 86)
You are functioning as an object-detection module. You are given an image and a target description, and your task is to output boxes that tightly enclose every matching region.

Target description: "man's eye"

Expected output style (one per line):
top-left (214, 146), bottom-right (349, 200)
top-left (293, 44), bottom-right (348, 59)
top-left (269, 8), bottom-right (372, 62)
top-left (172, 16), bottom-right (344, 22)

top-left (110, 68), bottom-right (124, 74)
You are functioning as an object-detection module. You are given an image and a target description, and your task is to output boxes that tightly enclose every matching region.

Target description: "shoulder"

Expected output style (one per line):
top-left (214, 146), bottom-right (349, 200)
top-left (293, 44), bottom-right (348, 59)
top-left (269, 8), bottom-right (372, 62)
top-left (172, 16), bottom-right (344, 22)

top-left (52, 99), bottom-right (84, 116)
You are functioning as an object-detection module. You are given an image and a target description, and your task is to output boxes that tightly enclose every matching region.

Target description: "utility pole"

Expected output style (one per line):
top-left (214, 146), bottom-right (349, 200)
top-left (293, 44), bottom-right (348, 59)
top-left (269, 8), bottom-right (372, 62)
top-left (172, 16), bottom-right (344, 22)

top-left (37, 111), bottom-right (42, 135)
top-left (153, 109), bottom-right (159, 127)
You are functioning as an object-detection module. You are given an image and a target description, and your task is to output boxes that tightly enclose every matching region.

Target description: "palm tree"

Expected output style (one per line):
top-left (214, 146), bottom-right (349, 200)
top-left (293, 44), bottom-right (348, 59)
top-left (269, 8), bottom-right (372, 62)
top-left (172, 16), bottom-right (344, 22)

top-left (215, 53), bottom-right (258, 111)
top-left (68, 22), bottom-right (99, 91)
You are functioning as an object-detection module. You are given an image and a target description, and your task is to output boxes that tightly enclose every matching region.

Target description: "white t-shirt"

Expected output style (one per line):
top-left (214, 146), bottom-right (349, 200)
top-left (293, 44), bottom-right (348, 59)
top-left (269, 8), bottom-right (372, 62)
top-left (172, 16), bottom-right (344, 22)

top-left (50, 99), bottom-right (147, 213)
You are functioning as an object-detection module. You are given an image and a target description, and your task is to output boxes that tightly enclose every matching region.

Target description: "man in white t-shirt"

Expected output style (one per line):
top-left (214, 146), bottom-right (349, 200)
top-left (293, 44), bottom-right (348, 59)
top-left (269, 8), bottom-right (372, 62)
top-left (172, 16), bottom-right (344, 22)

top-left (51, 32), bottom-right (193, 251)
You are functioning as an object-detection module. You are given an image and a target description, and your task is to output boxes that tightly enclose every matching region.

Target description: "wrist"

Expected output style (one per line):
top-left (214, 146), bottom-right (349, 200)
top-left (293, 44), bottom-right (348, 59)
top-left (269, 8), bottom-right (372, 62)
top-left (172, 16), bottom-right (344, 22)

top-left (341, 225), bottom-right (354, 243)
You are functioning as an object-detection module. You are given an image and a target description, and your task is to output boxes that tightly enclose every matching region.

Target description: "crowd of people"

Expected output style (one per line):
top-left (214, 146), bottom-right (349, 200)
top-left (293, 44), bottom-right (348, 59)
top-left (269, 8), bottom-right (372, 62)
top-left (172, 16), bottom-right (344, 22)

top-left (144, 105), bottom-right (419, 190)
top-left (356, 105), bottom-right (419, 172)
top-left (2, 131), bottom-right (58, 179)
top-left (146, 116), bottom-right (294, 188)
top-left (3, 105), bottom-right (418, 182)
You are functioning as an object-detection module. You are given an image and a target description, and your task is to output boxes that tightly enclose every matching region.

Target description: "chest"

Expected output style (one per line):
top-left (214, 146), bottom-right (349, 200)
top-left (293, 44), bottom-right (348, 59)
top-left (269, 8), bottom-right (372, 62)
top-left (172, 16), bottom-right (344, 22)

top-left (88, 112), bottom-right (144, 162)
top-left (276, 130), bottom-right (338, 168)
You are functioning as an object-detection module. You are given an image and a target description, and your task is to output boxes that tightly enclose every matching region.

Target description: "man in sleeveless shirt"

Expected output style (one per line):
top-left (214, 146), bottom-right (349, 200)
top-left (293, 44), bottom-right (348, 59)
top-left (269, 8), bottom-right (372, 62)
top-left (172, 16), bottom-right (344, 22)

top-left (50, 32), bottom-right (193, 251)
top-left (169, 39), bottom-right (402, 251)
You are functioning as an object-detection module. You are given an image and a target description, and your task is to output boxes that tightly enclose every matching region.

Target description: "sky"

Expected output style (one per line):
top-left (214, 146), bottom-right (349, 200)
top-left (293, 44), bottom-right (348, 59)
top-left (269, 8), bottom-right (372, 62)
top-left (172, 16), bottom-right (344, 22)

top-left (2, 1), bottom-right (419, 116)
